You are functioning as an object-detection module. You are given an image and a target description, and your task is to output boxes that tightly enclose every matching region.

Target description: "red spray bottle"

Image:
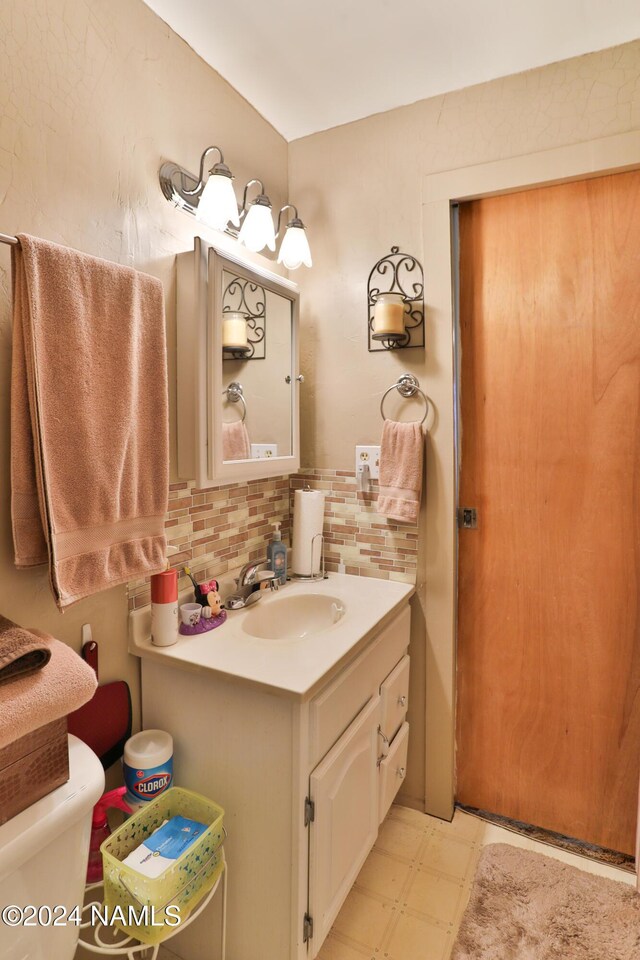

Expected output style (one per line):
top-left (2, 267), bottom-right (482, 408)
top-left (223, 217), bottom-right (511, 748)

top-left (87, 786), bottom-right (132, 883)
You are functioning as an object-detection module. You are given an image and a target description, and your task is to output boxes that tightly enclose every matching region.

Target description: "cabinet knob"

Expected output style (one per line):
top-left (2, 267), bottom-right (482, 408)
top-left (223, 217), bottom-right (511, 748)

top-left (397, 694), bottom-right (407, 707)
top-left (285, 374), bottom-right (305, 384)
top-left (397, 766), bottom-right (406, 780)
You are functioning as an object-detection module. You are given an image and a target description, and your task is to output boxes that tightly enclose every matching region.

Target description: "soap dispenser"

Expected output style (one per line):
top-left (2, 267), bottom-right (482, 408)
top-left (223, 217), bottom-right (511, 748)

top-left (267, 522), bottom-right (287, 585)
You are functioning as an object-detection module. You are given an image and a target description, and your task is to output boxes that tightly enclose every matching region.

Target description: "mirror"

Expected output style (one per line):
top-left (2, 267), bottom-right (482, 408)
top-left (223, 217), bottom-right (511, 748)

top-left (220, 268), bottom-right (294, 462)
top-left (177, 239), bottom-right (300, 487)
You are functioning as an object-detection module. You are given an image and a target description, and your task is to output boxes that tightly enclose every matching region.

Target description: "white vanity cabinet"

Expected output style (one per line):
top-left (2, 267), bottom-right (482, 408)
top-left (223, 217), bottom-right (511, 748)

top-left (138, 600), bottom-right (411, 960)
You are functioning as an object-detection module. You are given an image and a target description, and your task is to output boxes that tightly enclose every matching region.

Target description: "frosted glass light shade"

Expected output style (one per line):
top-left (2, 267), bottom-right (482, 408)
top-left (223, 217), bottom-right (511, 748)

top-left (277, 224), bottom-right (312, 269)
top-left (238, 202), bottom-right (276, 252)
top-left (197, 172), bottom-right (240, 229)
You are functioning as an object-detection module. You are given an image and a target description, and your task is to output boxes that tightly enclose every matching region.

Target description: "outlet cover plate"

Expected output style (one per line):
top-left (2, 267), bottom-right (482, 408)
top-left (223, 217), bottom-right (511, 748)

top-left (251, 443), bottom-right (279, 459)
top-left (355, 445), bottom-right (380, 480)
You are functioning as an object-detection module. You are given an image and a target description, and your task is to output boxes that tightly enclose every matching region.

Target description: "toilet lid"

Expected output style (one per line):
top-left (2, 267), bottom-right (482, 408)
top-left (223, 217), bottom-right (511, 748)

top-left (0, 735), bottom-right (104, 884)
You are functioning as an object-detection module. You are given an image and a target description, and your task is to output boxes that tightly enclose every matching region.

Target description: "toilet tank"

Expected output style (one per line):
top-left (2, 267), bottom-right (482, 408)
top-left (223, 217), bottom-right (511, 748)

top-left (0, 734), bottom-right (105, 960)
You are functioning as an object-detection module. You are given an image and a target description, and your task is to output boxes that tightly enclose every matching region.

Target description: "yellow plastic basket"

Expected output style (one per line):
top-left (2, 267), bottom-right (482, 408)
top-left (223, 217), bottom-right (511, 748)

top-left (101, 786), bottom-right (225, 945)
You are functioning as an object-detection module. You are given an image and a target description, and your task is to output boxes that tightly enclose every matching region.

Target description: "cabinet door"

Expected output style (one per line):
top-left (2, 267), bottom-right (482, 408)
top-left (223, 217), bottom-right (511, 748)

top-left (177, 238), bottom-right (301, 487)
top-left (308, 695), bottom-right (381, 953)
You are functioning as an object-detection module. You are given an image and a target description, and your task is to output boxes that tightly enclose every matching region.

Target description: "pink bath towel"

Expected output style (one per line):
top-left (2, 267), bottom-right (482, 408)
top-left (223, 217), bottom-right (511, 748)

top-left (222, 420), bottom-right (251, 460)
top-left (11, 235), bottom-right (169, 609)
top-left (377, 420), bottom-right (424, 524)
top-left (0, 631), bottom-right (97, 750)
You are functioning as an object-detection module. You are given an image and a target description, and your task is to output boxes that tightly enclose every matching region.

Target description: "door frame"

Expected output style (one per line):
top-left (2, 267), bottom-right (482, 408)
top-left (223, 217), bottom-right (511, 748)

top-left (420, 130), bottom-right (640, 821)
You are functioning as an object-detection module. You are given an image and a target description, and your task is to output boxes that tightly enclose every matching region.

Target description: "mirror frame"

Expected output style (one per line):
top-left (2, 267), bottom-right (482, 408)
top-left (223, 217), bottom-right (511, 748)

top-left (208, 245), bottom-right (300, 484)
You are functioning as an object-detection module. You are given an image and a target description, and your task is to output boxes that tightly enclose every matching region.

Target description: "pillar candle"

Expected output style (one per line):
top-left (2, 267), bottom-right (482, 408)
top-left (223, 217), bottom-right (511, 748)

top-left (223, 311), bottom-right (248, 348)
top-left (373, 293), bottom-right (405, 335)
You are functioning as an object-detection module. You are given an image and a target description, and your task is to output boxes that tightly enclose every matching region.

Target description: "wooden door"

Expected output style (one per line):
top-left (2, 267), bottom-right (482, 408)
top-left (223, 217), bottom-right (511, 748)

top-left (456, 170), bottom-right (640, 855)
top-left (309, 695), bottom-right (380, 954)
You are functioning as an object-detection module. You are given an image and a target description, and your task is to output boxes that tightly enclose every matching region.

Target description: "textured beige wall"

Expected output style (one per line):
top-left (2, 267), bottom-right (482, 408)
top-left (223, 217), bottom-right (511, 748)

top-left (0, 0), bottom-right (288, 743)
top-left (289, 40), bottom-right (640, 810)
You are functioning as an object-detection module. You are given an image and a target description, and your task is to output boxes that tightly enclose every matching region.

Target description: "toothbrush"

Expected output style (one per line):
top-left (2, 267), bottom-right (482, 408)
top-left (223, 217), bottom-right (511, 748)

top-left (184, 566), bottom-right (200, 592)
top-left (185, 566), bottom-right (210, 607)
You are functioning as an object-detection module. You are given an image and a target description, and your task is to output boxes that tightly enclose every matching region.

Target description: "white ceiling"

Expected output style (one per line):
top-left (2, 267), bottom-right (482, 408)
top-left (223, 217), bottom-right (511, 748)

top-left (144, 0), bottom-right (640, 141)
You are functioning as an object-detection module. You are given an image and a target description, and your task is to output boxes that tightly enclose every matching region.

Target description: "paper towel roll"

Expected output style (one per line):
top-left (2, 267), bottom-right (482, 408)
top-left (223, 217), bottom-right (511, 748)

top-left (291, 488), bottom-right (325, 576)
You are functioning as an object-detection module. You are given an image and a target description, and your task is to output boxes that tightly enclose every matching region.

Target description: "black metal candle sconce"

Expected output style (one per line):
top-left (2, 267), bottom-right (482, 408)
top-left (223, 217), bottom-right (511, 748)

top-left (367, 246), bottom-right (425, 352)
top-left (222, 274), bottom-right (266, 360)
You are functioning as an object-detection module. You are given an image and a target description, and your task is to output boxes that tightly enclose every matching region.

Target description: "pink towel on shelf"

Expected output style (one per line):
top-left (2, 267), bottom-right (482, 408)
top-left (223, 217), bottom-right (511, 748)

top-left (0, 630), bottom-right (97, 749)
top-left (0, 615), bottom-right (51, 685)
top-left (222, 420), bottom-right (251, 460)
top-left (377, 420), bottom-right (424, 524)
top-left (11, 234), bottom-right (169, 609)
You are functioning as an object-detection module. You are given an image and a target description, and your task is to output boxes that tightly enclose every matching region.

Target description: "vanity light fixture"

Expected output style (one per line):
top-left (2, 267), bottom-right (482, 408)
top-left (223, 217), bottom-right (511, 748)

top-left (159, 146), bottom-right (311, 267)
top-left (276, 205), bottom-right (313, 270)
top-left (237, 180), bottom-right (276, 253)
top-left (195, 148), bottom-right (240, 230)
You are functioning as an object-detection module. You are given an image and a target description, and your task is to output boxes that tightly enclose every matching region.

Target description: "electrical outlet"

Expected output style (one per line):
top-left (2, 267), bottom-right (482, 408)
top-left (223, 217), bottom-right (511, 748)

top-left (355, 445), bottom-right (380, 480)
top-left (251, 443), bottom-right (279, 459)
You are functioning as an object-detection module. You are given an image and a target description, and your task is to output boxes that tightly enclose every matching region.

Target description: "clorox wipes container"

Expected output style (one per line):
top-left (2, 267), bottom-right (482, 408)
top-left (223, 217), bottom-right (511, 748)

top-left (124, 730), bottom-right (173, 809)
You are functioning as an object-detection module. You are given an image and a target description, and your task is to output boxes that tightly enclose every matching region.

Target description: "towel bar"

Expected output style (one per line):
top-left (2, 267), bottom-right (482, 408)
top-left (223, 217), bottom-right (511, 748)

top-left (380, 373), bottom-right (429, 425)
top-left (222, 381), bottom-right (247, 422)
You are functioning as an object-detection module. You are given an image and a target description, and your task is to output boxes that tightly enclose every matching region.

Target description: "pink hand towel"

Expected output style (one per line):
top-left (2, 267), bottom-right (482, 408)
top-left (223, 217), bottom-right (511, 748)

top-left (377, 420), bottom-right (424, 524)
top-left (222, 420), bottom-right (251, 460)
top-left (0, 631), bottom-right (97, 750)
top-left (11, 235), bottom-right (169, 609)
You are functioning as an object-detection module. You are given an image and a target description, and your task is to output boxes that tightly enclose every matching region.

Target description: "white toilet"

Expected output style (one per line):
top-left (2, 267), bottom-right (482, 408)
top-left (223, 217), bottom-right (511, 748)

top-left (0, 734), bottom-right (105, 960)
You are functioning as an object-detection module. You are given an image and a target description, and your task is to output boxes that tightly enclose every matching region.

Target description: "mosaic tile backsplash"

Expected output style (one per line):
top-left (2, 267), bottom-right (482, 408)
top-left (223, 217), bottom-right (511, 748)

top-left (290, 470), bottom-right (417, 583)
top-left (128, 469), bottom-right (417, 609)
top-left (128, 477), bottom-right (291, 609)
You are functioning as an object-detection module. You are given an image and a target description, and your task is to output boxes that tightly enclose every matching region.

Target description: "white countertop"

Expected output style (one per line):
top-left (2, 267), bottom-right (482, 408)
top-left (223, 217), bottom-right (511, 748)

top-left (129, 574), bottom-right (414, 698)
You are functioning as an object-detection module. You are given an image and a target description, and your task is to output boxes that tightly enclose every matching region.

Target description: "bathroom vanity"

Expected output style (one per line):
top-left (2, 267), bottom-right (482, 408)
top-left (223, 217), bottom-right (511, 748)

top-left (129, 574), bottom-right (413, 960)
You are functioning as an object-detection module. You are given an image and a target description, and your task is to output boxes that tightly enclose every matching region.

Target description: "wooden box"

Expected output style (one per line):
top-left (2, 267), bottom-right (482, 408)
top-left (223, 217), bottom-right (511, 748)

top-left (0, 717), bottom-right (69, 825)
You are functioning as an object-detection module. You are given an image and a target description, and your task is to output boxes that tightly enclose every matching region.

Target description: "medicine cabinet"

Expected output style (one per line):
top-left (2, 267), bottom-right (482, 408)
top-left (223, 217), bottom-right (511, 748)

top-left (177, 238), bottom-right (301, 486)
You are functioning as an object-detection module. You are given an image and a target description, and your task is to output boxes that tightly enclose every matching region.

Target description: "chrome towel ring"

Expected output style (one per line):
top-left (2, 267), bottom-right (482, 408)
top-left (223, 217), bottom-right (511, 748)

top-left (380, 373), bottom-right (429, 425)
top-left (222, 381), bottom-right (247, 422)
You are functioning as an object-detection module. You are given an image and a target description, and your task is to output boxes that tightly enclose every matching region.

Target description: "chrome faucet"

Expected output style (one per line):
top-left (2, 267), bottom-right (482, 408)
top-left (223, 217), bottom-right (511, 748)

top-left (236, 559), bottom-right (280, 591)
top-left (225, 560), bottom-right (280, 610)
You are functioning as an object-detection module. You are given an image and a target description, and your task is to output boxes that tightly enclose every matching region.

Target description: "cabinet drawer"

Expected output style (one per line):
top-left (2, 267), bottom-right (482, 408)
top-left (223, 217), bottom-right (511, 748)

top-left (310, 606), bottom-right (410, 767)
top-left (380, 654), bottom-right (410, 741)
top-left (378, 722), bottom-right (409, 825)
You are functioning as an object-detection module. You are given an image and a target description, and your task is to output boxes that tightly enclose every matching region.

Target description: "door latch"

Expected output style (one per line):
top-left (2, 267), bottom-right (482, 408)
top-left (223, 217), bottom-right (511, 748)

top-left (458, 507), bottom-right (478, 529)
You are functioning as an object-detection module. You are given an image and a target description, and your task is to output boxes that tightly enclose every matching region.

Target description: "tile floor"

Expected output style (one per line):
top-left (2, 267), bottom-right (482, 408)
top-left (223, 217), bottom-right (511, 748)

top-left (316, 804), bottom-right (635, 960)
top-left (157, 804), bottom-right (634, 960)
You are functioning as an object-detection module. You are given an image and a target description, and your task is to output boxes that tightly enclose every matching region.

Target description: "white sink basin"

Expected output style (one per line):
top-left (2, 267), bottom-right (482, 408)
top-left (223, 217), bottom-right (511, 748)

top-left (242, 593), bottom-right (347, 641)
